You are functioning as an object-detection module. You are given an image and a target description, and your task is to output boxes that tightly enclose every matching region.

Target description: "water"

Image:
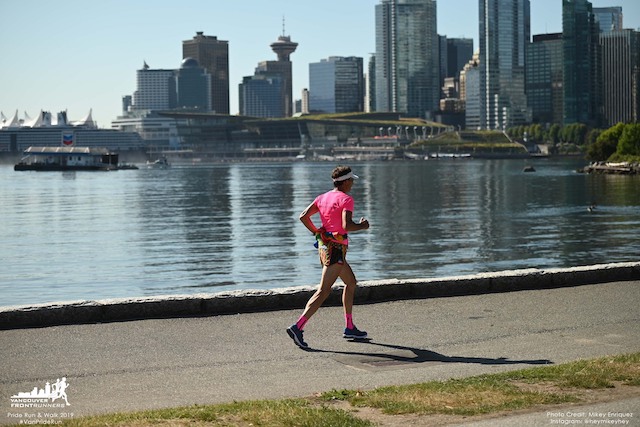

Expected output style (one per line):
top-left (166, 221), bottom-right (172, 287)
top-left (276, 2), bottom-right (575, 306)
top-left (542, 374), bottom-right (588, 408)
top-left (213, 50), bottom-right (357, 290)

top-left (1, 159), bottom-right (639, 308)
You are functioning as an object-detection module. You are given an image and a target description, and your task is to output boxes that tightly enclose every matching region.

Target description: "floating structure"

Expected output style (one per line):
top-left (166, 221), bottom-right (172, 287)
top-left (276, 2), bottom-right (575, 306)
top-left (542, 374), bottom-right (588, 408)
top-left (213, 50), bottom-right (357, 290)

top-left (14, 146), bottom-right (122, 171)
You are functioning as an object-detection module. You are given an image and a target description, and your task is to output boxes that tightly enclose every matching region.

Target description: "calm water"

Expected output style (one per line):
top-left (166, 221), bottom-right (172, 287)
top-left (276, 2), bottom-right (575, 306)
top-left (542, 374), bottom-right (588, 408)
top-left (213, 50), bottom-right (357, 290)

top-left (1, 159), bottom-right (639, 308)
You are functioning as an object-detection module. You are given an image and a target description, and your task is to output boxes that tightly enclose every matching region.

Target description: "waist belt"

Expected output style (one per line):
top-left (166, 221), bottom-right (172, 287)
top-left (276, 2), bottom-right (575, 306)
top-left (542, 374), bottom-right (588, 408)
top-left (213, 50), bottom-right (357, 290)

top-left (314, 230), bottom-right (348, 248)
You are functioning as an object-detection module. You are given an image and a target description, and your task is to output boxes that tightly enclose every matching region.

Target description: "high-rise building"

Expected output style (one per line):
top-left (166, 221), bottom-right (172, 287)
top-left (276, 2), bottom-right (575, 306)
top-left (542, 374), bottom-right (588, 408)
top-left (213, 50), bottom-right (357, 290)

top-left (461, 51), bottom-right (481, 129)
top-left (366, 55), bottom-right (376, 113)
top-left (176, 58), bottom-right (212, 111)
top-left (375, 0), bottom-right (439, 119)
top-left (526, 33), bottom-right (564, 124)
top-left (562, 0), bottom-right (602, 126)
top-left (238, 31), bottom-right (298, 118)
top-left (269, 32), bottom-right (298, 117)
top-left (239, 74), bottom-right (284, 118)
top-left (309, 56), bottom-right (364, 114)
top-left (182, 32), bottom-right (229, 114)
top-left (600, 29), bottom-right (640, 126)
top-left (133, 62), bottom-right (176, 111)
top-left (444, 38), bottom-right (474, 81)
top-left (593, 6), bottom-right (623, 33)
top-left (479, 0), bottom-right (531, 130)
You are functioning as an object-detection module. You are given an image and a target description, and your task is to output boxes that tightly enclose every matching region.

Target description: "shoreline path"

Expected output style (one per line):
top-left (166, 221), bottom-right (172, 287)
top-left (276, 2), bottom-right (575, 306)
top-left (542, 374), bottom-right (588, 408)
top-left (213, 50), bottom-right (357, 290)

top-left (1, 262), bottom-right (639, 426)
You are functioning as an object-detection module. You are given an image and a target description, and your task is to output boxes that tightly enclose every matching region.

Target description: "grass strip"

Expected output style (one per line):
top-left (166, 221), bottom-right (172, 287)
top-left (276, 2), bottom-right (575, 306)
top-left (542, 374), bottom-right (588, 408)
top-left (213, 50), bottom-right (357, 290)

top-left (47, 353), bottom-right (638, 426)
top-left (322, 353), bottom-right (639, 416)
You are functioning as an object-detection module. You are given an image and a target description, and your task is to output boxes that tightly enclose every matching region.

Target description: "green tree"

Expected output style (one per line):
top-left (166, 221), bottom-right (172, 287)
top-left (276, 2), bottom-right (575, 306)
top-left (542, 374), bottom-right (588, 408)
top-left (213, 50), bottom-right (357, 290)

top-left (549, 124), bottom-right (561, 144)
top-left (587, 123), bottom-right (625, 161)
top-left (616, 123), bottom-right (640, 156)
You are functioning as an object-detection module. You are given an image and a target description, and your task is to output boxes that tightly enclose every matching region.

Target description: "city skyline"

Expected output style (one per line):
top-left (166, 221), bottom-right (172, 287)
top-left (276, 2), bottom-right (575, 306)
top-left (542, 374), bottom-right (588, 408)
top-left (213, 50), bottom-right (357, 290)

top-left (2, 0), bottom-right (639, 128)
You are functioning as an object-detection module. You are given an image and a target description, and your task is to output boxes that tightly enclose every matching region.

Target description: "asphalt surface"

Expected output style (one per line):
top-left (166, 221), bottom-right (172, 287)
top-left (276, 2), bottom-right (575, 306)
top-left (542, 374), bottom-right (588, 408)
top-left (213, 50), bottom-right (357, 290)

top-left (1, 278), bottom-right (639, 425)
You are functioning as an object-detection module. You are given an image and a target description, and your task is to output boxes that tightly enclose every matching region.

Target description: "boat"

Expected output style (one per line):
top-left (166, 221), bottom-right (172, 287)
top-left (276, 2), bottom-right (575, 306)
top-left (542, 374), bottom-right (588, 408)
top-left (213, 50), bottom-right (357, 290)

top-left (146, 156), bottom-right (170, 169)
top-left (14, 146), bottom-right (121, 171)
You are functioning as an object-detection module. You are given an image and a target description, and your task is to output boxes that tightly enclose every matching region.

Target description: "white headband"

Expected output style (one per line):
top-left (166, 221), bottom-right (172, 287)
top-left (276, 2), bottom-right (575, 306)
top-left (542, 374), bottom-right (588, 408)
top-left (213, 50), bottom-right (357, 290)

top-left (333, 171), bottom-right (358, 182)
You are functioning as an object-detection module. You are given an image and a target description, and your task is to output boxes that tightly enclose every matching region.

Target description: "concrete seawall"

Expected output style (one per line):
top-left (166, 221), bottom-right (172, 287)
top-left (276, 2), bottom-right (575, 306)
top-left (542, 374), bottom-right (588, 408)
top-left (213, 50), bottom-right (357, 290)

top-left (2, 262), bottom-right (639, 330)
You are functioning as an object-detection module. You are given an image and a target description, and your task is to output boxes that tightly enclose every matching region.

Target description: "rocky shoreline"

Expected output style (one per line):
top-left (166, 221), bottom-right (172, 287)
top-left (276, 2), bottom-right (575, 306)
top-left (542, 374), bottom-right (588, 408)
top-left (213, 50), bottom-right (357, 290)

top-left (578, 161), bottom-right (640, 175)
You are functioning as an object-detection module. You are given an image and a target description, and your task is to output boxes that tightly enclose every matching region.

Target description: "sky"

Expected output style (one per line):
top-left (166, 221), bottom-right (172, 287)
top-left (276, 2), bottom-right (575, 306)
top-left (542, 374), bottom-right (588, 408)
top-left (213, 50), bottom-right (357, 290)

top-left (1, 0), bottom-right (639, 128)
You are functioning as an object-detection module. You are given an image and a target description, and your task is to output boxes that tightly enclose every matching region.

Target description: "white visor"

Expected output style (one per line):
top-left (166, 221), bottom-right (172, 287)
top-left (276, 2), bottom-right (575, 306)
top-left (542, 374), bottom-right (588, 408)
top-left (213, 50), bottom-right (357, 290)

top-left (333, 171), bottom-right (359, 182)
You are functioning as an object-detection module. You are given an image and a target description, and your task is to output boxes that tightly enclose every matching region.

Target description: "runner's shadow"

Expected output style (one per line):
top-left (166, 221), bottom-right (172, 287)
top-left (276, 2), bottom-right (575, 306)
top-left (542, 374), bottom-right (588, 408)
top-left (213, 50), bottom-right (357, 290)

top-left (305, 340), bottom-right (552, 366)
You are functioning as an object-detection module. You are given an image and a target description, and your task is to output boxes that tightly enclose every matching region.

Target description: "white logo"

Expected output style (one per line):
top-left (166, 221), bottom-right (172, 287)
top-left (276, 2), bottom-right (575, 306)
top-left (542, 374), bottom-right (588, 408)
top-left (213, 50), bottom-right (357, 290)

top-left (11, 377), bottom-right (70, 407)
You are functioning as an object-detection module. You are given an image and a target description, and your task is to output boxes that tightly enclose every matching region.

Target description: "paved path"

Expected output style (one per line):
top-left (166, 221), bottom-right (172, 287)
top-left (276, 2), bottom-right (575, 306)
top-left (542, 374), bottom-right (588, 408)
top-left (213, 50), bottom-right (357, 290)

top-left (1, 279), bottom-right (639, 425)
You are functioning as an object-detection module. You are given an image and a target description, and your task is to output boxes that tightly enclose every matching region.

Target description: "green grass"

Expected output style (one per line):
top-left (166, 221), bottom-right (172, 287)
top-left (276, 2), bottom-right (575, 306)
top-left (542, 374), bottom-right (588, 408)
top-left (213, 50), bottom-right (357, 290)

top-left (59, 399), bottom-right (373, 427)
top-left (322, 376), bottom-right (576, 416)
top-left (42, 353), bottom-right (639, 426)
top-left (321, 353), bottom-right (639, 416)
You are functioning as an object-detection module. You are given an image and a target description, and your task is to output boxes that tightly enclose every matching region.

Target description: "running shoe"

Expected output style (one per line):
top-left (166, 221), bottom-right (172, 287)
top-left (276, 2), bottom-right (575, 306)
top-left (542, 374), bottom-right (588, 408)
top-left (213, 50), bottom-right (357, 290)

top-left (343, 327), bottom-right (368, 339)
top-left (287, 324), bottom-right (308, 348)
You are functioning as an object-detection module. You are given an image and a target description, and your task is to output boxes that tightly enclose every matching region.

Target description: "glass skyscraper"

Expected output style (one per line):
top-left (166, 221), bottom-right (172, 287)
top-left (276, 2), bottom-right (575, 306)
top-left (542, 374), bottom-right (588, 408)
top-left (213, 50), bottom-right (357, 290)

top-left (176, 58), bottom-right (212, 111)
top-left (309, 56), bottom-right (364, 114)
top-left (479, 0), bottom-right (531, 130)
top-left (526, 33), bottom-right (564, 124)
top-left (600, 29), bottom-right (640, 126)
top-left (375, 0), bottom-right (439, 119)
top-left (562, 0), bottom-right (602, 126)
top-left (593, 7), bottom-right (623, 33)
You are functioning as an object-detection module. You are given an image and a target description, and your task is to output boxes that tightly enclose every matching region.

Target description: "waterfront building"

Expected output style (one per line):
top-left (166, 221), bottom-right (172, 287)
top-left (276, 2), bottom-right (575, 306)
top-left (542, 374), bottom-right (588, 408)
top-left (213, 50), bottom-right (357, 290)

top-left (309, 56), bottom-right (364, 114)
top-left (526, 33), bottom-right (564, 124)
top-left (182, 32), bottom-right (230, 114)
top-left (301, 88), bottom-right (310, 115)
top-left (176, 58), bottom-right (212, 111)
top-left (593, 6), bottom-right (623, 33)
top-left (0, 110), bottom-right (144, 153)
top-left (562, 0), bottom-right (602, 127)
top-left (366, 54), bottom-right (376, 113)
top-left (111, 110), bottom-right (183, 149)
top-left (239, 74), bottom-right (284, 118)
top-left (268, 32), bottom-right (298, 117)
top-left (239, 31), bottom-right (298, 118)
top-left (460, 51), bottom-right (481, 130)
top-left (479, 0), bottom-right (531, 130)
top-left (600, 29), bottom-right (640, 126)
top-left (133, 63), bottom-right (176, 111)
top-left (375, 0), bottom-right (440, 119)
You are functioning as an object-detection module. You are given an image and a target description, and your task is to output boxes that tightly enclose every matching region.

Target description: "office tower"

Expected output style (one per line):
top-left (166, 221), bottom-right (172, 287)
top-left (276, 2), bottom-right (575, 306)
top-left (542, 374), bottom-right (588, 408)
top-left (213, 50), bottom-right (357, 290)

top-left (461, 51), bottom-right (481, 129)
top-left (375, 0), bottom-right (439, 119)
top-left (176, 58), bottom-right (212, 110)
top-left (479, 0), bottom-right (531, 130)
top-left (444, 38), bottom-right (474, 81)
top-left (366, 55), bottom-right (376, 112)
top-left (526, 33), bottom-right (564, 124)
top-left (309, 56), bottom-right (364, 114)
top-left (239, 74), bottom-right (284, 118)
top-left (133, 62), bottom-right (176, 110)
top-left (182, 32), bottom-right (229, 114)
top-left (593, 7), bottom-right (623, 33)
top-left (600, 29), bottom-right (640, 126)
top-left (563, 0), bottom-right (602, 126)
top-left (238, 31), bottom-right (298, 118)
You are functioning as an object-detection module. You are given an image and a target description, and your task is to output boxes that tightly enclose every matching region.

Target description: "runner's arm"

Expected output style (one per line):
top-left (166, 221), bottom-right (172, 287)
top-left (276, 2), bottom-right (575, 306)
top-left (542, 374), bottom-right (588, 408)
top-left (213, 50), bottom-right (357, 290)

top-left (343, 210), bottom-right (369, 232)
top-left (299, 202), bottom-right (321, 235)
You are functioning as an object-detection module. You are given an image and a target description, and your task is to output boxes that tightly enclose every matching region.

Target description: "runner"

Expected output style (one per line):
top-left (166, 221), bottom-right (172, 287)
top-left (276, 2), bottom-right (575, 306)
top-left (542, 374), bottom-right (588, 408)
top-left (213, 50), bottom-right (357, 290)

top-left (287, 165), bottom-right (370, 348)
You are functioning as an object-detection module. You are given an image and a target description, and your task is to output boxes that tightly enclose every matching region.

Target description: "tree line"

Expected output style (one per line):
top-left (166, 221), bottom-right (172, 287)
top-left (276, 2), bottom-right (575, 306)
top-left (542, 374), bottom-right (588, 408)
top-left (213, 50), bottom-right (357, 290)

top-left (507, 123), bottom-right (640, 162)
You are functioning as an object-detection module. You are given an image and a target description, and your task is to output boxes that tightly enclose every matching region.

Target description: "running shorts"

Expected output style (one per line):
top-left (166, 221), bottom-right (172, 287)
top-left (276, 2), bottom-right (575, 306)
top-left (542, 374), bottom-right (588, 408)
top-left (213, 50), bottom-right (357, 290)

top-left (318, 240), bottom-right (348, 266)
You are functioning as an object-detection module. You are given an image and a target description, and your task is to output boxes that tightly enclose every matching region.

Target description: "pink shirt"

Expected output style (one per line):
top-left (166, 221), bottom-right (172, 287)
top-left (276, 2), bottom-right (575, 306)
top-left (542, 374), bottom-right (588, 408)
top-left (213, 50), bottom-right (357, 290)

top-left (313, 190), bottom-right (354, 244)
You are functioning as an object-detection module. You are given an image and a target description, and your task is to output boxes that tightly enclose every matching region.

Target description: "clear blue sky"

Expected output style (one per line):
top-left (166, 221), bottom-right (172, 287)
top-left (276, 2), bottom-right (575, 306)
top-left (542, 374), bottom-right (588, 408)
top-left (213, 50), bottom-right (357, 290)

top-left (1, 0), bottom-right (639, 128)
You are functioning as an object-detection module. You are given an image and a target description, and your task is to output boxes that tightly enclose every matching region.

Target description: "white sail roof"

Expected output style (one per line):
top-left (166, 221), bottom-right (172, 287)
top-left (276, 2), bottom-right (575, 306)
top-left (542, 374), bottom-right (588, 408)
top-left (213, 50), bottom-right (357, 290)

top-left (0, 110), bottom-right (20, 128)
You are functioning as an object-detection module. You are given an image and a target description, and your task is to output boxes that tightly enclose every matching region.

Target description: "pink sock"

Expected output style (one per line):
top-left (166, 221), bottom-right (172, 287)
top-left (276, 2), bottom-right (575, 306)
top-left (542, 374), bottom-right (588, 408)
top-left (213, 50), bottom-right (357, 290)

top-left (296, 315), bottom-right (308, 330)
top-left (345, 313), bottom-right (354, 329)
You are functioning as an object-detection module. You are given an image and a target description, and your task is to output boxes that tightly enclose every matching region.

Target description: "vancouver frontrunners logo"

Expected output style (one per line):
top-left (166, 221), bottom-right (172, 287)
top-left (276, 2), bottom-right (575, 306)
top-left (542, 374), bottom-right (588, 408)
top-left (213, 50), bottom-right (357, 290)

top-left (10, 378), bottom-right (70, 408)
